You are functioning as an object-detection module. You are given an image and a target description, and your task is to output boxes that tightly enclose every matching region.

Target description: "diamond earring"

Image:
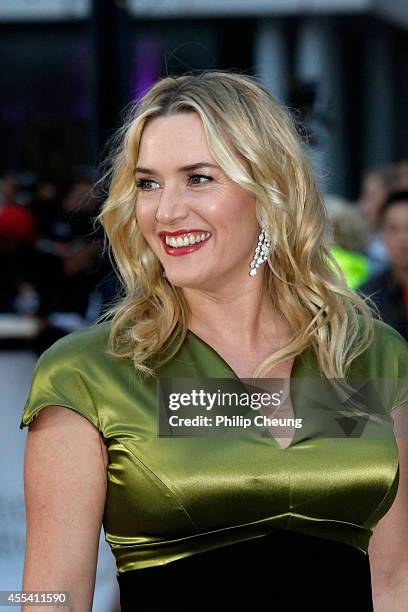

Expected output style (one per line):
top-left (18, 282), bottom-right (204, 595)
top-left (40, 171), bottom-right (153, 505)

top-left (249, 228), bottom-right (271, 277)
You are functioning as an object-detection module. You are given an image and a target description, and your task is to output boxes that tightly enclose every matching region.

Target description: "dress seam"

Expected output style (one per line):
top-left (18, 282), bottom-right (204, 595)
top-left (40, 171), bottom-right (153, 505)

top-left (115, 438), bottom-right (200, 533)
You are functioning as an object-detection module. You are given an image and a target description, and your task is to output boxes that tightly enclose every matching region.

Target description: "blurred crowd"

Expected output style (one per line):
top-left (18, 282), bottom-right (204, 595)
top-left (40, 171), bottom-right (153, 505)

top-left (0, 158), bottom-right (407, 351)
top-left (325, 159), bottom-right (408, 340)
top-left (0, 170), bottom-right (117, 352)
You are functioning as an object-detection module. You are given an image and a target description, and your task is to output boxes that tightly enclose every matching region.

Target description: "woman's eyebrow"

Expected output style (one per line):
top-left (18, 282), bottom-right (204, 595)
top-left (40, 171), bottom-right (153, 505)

top-left (135, 162), bottom-right (220, 174)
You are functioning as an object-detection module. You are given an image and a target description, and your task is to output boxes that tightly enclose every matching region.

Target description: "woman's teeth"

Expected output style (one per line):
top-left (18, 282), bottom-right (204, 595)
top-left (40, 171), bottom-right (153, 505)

top-left (165, 232), bottom-right (211, 248)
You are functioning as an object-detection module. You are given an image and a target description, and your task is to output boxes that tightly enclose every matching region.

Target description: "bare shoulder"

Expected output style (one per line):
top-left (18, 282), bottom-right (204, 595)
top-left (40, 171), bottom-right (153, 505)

top-left (26, 404), bottom-right (109, 471)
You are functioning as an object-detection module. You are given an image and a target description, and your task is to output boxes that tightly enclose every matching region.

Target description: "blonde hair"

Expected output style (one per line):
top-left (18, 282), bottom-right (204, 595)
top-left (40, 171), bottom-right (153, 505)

top-left (97, 70), bottom-right (379, 380)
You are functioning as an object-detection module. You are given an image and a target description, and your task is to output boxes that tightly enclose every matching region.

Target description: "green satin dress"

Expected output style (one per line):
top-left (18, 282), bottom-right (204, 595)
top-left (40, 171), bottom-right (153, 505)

top-left (20, 318), bottom-right (408, 579)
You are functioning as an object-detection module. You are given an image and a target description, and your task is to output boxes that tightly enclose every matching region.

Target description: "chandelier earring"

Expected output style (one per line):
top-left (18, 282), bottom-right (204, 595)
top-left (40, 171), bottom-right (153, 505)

top-left (249, 227), bottom-right (271, 277)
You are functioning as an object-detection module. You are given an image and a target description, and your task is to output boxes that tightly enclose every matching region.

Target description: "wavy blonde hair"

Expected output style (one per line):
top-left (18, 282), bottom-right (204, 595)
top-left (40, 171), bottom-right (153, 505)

top-left (97, 70), bottom-right (379, 380)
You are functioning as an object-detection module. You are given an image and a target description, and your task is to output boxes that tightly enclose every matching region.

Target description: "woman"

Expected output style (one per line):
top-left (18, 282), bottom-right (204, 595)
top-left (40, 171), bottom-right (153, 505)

top-left (20, 72), bottom-right (408, 611)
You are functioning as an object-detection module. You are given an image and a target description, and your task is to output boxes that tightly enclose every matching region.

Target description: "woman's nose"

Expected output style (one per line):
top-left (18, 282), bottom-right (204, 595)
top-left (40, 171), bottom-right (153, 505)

top-left (155, 186), bottom-right (189, 225)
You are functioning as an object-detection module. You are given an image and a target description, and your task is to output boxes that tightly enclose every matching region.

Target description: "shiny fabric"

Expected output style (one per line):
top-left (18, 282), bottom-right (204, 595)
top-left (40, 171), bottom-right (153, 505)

top-left (20, 318), bottom-right (408, 577)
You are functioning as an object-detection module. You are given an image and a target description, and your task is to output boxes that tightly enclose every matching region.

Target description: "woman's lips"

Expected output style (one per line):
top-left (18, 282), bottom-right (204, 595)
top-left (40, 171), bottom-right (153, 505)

top-left (161, 235), bottom-right (211, 256)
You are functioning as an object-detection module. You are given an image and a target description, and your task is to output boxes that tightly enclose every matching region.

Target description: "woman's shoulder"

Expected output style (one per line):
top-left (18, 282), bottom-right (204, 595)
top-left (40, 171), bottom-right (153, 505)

top-left (38, 321), bottom-right (112, 367)
top-left (352, 316), bottom-right (408, 412)
top-left (20, 322), bottom-right (114, 433)
top-left (367, 316), bottom-right (407, 354)
top-left (352, 315), bottom-right (407, 367)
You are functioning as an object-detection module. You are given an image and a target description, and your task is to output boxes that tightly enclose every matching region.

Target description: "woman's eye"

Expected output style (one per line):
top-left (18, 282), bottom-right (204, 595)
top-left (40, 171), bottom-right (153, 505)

top-left (136, 175), bottom-right (212, 190)
top-left (136, 179), bottom-right (160, 190)
top-left (188, 174), bottom-right (212, 185)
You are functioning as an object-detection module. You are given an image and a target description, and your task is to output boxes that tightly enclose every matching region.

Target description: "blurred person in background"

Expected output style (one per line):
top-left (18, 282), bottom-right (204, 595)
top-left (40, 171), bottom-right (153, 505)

top-left (0, 169), bottom-right (111, 353)
top-left (31, 173), bottom-right (110, 352)
top-left (0, 173), bottom-right (38, 314)
top-left (325, 195), bottom-right (371, 289)
top-left (397, 159), bottom-right (408, 190)
top-left (41, 175), bottom-right (111, 323)
top-left (358, 164), bottom-right (400, 277)
top-left (47, 176), bottom-right (102, 315)
top-left (28, 179), bottom-right (61, 241)
top-left (0, 173), bottom-right (36, 245)
top-left (359, 191), bottom-right (408, 340)
top-left (1, 173), bottom-right (20, 204)
top-left (31, 177), bottom-right (112, 353)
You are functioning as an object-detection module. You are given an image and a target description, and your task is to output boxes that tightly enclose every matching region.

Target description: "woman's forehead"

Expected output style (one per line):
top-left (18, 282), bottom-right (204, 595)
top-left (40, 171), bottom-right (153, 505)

top-left (138, 113), bottom-right (215, 166)
top-left (141, 113), bottom-right (206, 142)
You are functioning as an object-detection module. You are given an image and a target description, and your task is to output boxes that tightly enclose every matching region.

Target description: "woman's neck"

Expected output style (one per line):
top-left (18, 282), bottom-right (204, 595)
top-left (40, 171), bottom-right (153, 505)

top-left (183, 276), bottom-right (291, 349)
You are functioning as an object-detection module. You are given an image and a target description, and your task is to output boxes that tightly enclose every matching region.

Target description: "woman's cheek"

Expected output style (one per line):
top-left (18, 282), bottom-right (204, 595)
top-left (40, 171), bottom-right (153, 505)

top-left (136, 201), bottom-right (155, 233)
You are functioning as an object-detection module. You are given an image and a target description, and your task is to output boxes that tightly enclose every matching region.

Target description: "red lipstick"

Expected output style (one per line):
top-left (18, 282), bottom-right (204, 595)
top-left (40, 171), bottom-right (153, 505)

top-left (158, 229), bottom-right (207, 237)
top-left (158, 229), bottom-right (211, 257)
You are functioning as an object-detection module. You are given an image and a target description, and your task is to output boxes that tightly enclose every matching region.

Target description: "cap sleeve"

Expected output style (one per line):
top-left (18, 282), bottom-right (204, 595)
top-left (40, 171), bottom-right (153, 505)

top-left (379, 323), bottom-right (408, 412)
top-left (20, 333), bottom-right (101, 432)
top-left (390, 334), bottom-right (408, 412)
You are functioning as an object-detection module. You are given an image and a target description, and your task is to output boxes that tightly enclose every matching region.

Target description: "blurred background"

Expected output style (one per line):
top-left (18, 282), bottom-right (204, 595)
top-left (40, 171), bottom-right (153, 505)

top-left (1, 1), bottom-right (407, 610)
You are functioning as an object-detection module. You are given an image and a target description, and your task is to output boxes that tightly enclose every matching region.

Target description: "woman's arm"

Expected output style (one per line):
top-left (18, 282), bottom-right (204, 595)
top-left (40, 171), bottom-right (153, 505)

top-left (368, 401), bottom-right (408, 612)
top-left (22, 405), bottom-right (108, 612)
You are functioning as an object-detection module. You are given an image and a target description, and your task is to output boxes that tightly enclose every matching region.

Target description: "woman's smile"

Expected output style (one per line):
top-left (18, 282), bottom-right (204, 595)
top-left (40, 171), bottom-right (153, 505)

top-left (158, 229), bottom-right (212, 256)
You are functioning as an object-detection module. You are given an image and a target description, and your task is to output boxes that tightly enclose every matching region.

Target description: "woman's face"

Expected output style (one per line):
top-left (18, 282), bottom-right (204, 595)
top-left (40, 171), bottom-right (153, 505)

top-left (135, 112), bottom-right (261, 292)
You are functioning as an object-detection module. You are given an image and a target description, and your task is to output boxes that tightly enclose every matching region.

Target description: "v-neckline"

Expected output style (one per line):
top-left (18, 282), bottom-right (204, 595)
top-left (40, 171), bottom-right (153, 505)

top-left (186, 329), bottom-right (311, 449)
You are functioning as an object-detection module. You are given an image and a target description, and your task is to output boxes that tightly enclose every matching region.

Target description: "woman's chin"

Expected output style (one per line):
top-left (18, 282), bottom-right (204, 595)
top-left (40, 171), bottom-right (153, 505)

top-left (163, 268), bottom-right (218, 291)
top-left (164, 272), bottom-right (203, 289)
